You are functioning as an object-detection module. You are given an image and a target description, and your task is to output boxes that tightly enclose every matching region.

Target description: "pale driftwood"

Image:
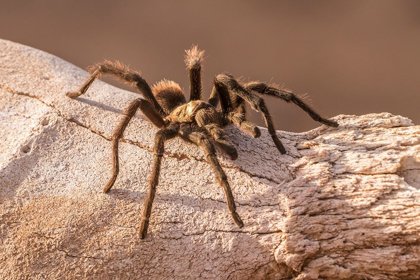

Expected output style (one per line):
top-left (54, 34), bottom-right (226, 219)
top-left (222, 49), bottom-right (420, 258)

top-left (0, 39), bottom-right (419, 279)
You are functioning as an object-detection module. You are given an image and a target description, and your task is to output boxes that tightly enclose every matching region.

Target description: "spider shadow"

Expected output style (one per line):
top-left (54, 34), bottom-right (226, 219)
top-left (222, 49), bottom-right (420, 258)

top-left (58, 185), bottom-right (286, 278)
top-left (0, 126), bottom-right (62, 201)
top-left (0, 149), bottom-right (41, 200)
top-left (76, 97), bottom-right (125, 115)
top-left (105, 187), bottom-right (244, 213)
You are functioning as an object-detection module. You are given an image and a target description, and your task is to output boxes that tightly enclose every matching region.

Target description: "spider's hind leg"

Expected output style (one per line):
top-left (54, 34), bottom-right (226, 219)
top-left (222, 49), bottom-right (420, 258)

top-left (181, 128), bottom-right (243, 228)
top-left (66, 60), bottom-right (163, 114)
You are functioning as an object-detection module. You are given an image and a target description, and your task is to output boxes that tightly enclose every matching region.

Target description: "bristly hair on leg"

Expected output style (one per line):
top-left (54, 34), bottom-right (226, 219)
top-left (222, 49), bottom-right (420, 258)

top-left (184, 45), bottom-right (205, 70)
top-left (87, 60), bottom-right (144, 86)
top-left (185, 45), bottom-right (205, 101)
top-left (296, 92), bottom-right (313, 106)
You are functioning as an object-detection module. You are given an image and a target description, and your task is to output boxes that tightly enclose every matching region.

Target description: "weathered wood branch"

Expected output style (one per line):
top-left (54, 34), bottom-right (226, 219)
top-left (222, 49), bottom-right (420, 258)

top-left (1, 39), bottom-right (419, 279)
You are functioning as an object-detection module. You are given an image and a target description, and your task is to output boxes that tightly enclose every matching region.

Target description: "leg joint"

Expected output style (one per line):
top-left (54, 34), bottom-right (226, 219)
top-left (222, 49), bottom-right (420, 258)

top-left (215, 73), bottom-right (237, 89)
top-left (216, 173), bottom-right (228, 183)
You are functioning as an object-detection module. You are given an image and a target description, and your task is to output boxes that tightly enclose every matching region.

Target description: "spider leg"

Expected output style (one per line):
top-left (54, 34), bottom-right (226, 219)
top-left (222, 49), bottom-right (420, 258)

top-left (209, 82), bottom-right (261, 138)
top-left (214, 74), bottom-right (287, 154)
top-left (139, 123), bottom-right (179, 239)
top-left (208, 84), bottom-right (220, 108)
top-left (180, 127), bottom-right (243, 228)
top-left (195, 108), bottom-right (238, 160)
top-left (226, 105), bottom-right (261, 138)
top-left (244, 81), bottom-right (338, 127)
top-left (103, 98), bottom-right (165, 193)
top-left (185, 45), bottom-right (205, 101)
top-left (66, 60), bottom-right (164, 115)
top-left (208, 82), bottom-right (231, 111)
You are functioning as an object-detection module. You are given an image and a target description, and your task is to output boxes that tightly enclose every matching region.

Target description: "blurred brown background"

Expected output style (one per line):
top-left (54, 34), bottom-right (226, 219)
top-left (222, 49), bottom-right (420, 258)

top-left (1, 0), bottom-right (419, 132)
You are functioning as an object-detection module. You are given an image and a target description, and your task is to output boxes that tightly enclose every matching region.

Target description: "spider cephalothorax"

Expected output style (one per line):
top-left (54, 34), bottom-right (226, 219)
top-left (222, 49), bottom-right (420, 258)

top-left (66, 46), bottom-right (338, 239)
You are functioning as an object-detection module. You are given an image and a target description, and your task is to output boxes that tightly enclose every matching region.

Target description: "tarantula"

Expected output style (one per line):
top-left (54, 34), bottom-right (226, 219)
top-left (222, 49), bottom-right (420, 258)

top-left (66, 46), bottom-right (338, 239)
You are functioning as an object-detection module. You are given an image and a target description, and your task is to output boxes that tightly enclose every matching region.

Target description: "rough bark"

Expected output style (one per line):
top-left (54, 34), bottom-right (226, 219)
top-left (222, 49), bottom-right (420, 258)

top-left (0, 39), bottom-right (419, 279)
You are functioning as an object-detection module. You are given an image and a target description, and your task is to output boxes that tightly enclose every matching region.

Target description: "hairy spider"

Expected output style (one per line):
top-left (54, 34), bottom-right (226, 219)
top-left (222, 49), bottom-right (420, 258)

top-left (66, 46), bottom-right (338, 239)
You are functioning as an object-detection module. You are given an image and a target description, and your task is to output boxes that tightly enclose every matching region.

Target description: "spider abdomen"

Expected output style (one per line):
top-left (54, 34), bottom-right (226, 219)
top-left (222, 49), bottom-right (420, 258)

top-left (151, 79), bottom-right (186, 114)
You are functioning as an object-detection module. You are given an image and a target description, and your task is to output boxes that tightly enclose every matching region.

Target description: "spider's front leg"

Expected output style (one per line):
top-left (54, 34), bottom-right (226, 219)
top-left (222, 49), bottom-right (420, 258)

top-left (244, 81), bottom-right (338, 127)
top-left (209, 80), bottom-right (262, 139)
top-left (194, 108), bottom-right (238, 160)
top-left (181, 127), bottom-right (243, 228)
top-left (139, 124), bottom-right (179, 239)
top-left (185, 45), bottom-right (205, 101)
top-left (212, 74), bottom-right (287, 154)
